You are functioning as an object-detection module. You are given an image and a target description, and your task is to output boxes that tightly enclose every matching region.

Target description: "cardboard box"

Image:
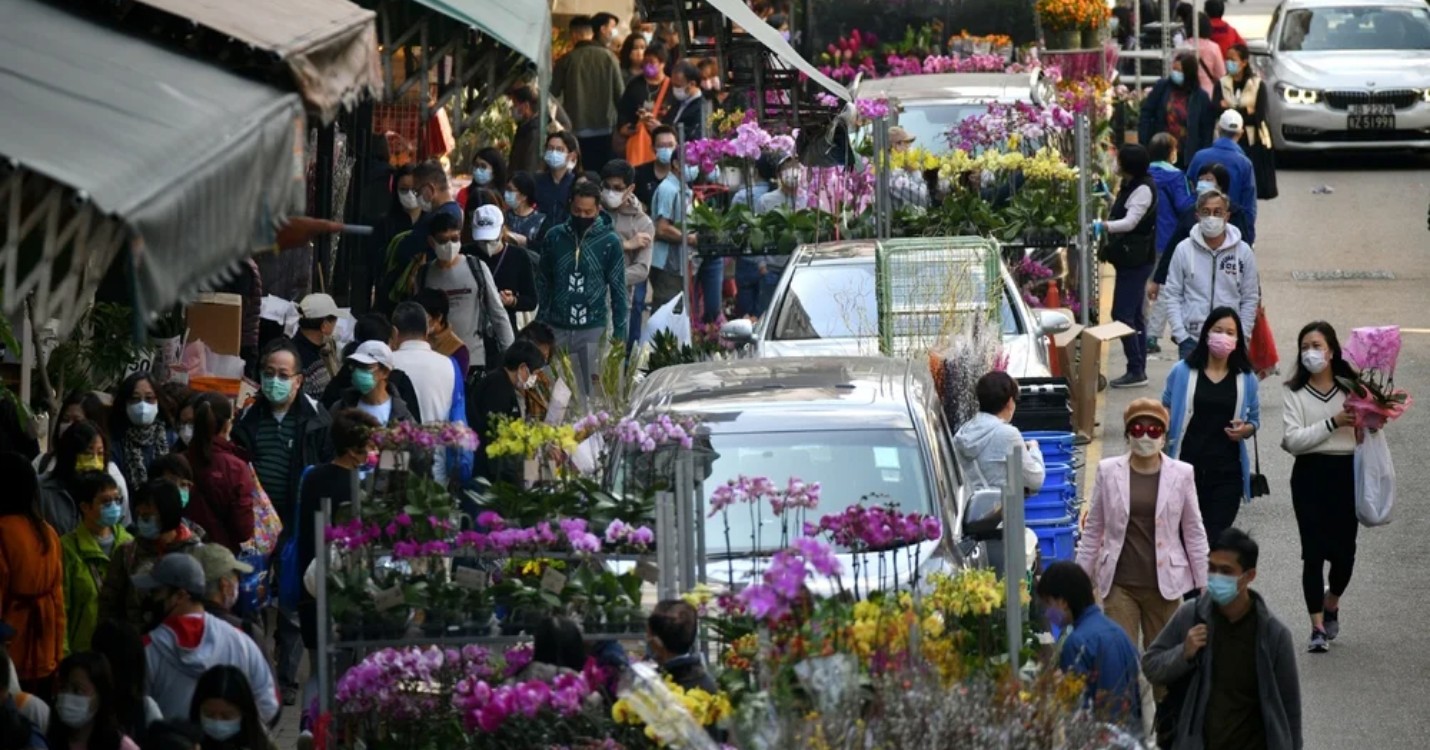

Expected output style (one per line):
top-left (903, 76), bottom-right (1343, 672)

top-left (1051, 319), bottom-right (1136, 440)
top-left (186, 293), bottom-right (243, 357)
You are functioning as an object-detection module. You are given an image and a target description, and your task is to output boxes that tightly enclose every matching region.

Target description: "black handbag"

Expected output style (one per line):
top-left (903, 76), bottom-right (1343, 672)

top-left (1250, 433), bottom-right (1271, 498)
top-left (1098, 231), bottom-right (1156, 269)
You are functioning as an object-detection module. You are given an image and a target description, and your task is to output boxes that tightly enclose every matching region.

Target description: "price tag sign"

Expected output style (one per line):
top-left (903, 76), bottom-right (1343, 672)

top-left (372, 585), bottom-right (405, 611)
top-left (636, 561), bottom-right (660, 584)
top-left (453, 566), bottom-right (488, 591)
top-left (540, 567), bottom-right (568, 594)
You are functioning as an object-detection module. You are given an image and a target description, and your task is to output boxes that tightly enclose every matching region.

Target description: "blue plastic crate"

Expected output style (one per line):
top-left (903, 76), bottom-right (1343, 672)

top-left (1029, 515), bottom-right (1078, 564)
top-left (1029, 483), bottom-right (1076, 506)
top-left (1022, 431), bottom-right (1075, 447)
top-left (1026, 496), bottom-right (1071, 523)
top-left (1043, 463), bottom-right (1075, 488)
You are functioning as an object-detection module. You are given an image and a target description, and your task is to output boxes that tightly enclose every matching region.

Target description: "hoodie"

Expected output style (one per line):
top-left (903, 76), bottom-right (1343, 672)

top-left (536, 213), bottom-right (629, 341)
top-left (1150, 163), bottom-right (1195, 254)
top-left (609, 196), bottom-right (656, 293)
top-left (952, 412), bottom-right (1046, 493)
top-left (145, 611), bottom-right (279, 723)
top-left (1162, 223), bottom-right (1259, 344)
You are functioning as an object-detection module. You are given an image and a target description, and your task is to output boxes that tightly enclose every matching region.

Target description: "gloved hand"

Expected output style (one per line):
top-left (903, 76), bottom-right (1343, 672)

top-left (1090, 220), bottom-right (1105, 239)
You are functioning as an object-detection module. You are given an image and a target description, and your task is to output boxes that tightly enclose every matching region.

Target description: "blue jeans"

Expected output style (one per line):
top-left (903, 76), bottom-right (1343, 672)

top-left (1112, 263), bottom-right (1154, 377)
top-left (696, 257), bottom-right (724, 323)
top-left (734, 258), bottom-right (781, 318)
top-left (628, 281), bottom-right (647, 347)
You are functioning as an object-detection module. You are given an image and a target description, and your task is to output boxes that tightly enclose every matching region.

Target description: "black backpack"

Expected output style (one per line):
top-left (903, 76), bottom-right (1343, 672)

top-left (1155, 607), bottom-right (1206, 748)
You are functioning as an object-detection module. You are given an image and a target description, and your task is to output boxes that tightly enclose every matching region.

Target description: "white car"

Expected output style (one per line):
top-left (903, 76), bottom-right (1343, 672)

top-left (853, 72), bottom-right (1055, 153)
top-left (1251, 0), bottom-right (1430, 151)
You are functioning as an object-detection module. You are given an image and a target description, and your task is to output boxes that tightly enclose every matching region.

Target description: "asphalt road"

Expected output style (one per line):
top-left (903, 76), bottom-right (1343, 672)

top-left (1095, 7), bottom-right (1430, 743)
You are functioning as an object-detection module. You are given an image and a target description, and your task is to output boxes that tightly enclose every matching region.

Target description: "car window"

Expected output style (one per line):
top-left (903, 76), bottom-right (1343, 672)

top-left (1280, 6), bottom-right (1430, 51)
top-left (1000, 287), bottom-right (1021, 336)
top-left (893, 103), bottom-right (990, 153)
top-left (771, 264), bottom-right (878, 340)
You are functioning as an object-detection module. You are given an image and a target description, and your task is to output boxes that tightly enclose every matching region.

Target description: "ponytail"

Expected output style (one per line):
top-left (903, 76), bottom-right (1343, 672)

top-left (190, 393), bottom-right (232, 469)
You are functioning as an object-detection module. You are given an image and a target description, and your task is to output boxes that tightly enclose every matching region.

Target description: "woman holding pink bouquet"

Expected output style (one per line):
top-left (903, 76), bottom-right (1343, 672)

top-left (1280, 322), bottom-right (1359, 654)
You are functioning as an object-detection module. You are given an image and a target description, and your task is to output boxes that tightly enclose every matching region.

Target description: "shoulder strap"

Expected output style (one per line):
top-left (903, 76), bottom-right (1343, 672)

top-left (653, 78), bottom-right (672, 112)
top-left (1198, 55), bottom-right (1215, 84)
top-left (467, 256), bottom-right (497, 337)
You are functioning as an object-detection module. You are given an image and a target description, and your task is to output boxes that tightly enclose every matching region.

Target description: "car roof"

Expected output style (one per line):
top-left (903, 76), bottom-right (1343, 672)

top-left (1283, 0), bottom-right (1423, 9)
top-left (630, 357), bottom-right (932, 431)
top-left (855, 72), bottom-right (1036, 103)
top-left (790, 240), bottom-right (877, 264)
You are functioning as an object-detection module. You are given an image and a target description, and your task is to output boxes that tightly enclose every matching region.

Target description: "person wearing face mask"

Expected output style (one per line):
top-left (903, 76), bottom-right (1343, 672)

top-left (599, 160), bottom-right (655, 343)
top-left (535, 132), bottom-right (581, 224)
top-left (418, 209), bottom-right (515, 372)
top-left (1076, 400), bottom-right (1208, 685)
top-left (138, 554), bottom-right (279, 724)
top-left (620, 44), bottom-right (671, 168)
top-left (0, 452), bottom-right (66, 704)
top-left (471, 203), bottom-right (539, 333)
top-left (109, 372), bottom-right (171, 495)
top-left (60, 472), bottom-right (134, 652)
top-left (662, 61), bottom-right (707, 144)
top-left (320, 312), bottom-right (423, 423)
top-left (618, 29), bottom-right (649, 83)
top-left (38, 420), bottom-right (108, 536)
top-left (952, 372), bottom-right (1046, 496)
top-left (1035, 562), bottom-right (1143, 733)
top-left (99, 479), bottom-right (200, 633)
top-left (1150, 163), bottom-right (1250, 302)
top-left (1144, 528), bottom-right (1301, 750)
top-left (45, 652), bottom-right (139, 750)
top-left (183, 394), bottom-right (256, 554)
top-left (1138, 51), bottom-right (1215, 170)
top-left (192, 546), bottom-right (267, 657)
top-left (506, 85), bottom-right (574, 177)
top-left (1161, 190), bottom-right (1259, 361)
top-left (1186, 110), bottom-right (1257, 245)
top-left (456, 148), bottom-right (508, 214)
top-left (415, 287), bottom-right (471, 377)
top-left (1160, 306), bottom-right (1260, 547)
top-left (1093, 144), bottom-right (1160, 389)
top-left (1281, 322), bottom-right (1359, 653)
top-left (468, 341), bottom-right (548, 485)
top-left (189, 666), bottom-right (278, 750)
top-left (291, 294), bottom-right (343, 399)
top-left (381, 161), bottom-right (466, 313)
top-left (1215, 44), bottom-right (1277, 202)
top-left (1144, 134), bottom-right (1196, 356)
top-left (503, 171), bottom-right (547, 259)
top-left (327, 341), bottom-right (415, 428)
top-left (551, 16), bottom-right (624, 175)
top-left (645, 128), bottom-right (706, 313)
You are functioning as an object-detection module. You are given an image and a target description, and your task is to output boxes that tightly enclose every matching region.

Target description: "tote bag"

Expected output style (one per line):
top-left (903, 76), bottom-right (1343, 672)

top-left (626, 79), bottom-right (671, 166)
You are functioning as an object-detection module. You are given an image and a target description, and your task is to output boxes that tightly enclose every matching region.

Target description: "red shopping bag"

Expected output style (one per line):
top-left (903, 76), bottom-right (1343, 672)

top-left (1250, 305), bottom-right (1279, 379)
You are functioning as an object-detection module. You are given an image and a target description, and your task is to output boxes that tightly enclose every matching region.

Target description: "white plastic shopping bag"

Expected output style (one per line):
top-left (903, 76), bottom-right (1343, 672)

top-left (641, 293), bottom-right (692, 347)
top-left (1354, 429), bottom-right (1396, 526)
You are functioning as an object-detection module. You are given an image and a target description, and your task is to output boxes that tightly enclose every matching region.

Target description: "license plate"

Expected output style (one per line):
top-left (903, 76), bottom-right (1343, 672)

top-left (1348, 102), bottom-right (1395, 130)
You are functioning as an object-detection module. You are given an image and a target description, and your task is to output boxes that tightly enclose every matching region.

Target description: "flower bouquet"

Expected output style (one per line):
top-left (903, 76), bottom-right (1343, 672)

top-left (1336, 325), bottom-right (1412, 431)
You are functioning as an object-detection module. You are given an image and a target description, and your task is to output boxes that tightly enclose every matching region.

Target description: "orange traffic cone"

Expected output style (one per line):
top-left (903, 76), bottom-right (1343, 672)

top-left (1043, 280), bottom-right (1061, 309)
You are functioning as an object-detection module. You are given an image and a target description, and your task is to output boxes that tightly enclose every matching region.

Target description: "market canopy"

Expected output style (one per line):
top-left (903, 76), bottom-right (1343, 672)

top-left (0, 0), bottom-right (307, 332)
top-left (706, 0), bottom-right (852, 102)
top-left (131, 0), bottom-right (382, 123)
top-left (412, 0), bottom-right (552, 87)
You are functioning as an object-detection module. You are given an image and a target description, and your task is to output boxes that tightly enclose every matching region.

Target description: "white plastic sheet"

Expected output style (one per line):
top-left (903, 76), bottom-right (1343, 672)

top-left (1355, 430), bottom-right (1396, 526)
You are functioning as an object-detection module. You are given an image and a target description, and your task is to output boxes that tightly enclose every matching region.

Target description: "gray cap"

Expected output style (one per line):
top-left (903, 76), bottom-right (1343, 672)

top-left (133, 552), bottom-right (207, 598)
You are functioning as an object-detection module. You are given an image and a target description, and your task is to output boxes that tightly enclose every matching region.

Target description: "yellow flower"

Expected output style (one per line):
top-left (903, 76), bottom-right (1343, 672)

top-left (682, 583), bottom-right (715, 609)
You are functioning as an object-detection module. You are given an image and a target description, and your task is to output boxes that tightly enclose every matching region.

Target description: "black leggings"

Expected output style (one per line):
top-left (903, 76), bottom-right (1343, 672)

top-left (1193, 467), bottom-right (1243, 548)
top-left (1291, 454), bottom-right (1358, 614)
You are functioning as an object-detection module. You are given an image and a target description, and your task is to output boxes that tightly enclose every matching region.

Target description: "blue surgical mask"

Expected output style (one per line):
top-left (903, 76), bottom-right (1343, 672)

top-left (655, 147), bottom-right (675, 165)
top-left (1206, 572), bottom-right (1243, 605)
top-left (1195, 179), bottom-right (1216, 195)
top-left (179, 488), bottom-right (190, 508)
top-left (545, 150), bottom-right (569, 170)
top-left (261, 375), bottom-right (293, 405)
top-left (683, 164), bottom-right (700, 183)
top-left (1170, 70), bottom-right (1186, 86)
top-left (1043, 604), bottom-right (1068, 629)
top-left (352, 368), bottom-right (378, 396)
top-left (503, 190), bottom-right (520, 207)
top-left (1225, 60), bottom-right (1240, 76)
top-left (473, 168), bottom-right (492, 185)
top-left (202, 717), bottom-right (243, 742)
top-left (136, 517), bottom-right (161, 540)
top-left (99, 503), bottom-right (124, 527)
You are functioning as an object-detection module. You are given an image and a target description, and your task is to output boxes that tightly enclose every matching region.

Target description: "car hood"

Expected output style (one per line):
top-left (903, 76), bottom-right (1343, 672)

top-left (758, 335), bottom-right (1049, 378)
top-left (1276, 50), bottom-right (1430, 88)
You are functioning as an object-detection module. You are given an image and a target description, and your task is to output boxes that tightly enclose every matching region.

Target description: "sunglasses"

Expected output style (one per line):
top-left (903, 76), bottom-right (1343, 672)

top-left (1128, 423), bottom-right (1165, 439)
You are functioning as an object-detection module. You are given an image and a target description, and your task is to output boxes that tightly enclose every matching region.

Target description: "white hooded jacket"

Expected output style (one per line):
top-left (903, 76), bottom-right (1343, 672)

top-left (145, 611), bottom-right (280, 723)
top-left (1163, 222), bottom-right (1259, 344)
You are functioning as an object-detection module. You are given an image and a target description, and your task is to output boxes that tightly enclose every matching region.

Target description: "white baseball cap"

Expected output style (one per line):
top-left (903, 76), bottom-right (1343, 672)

top-left (299, 293), bottom-right (340, 320)
top-left (1218, 109), bottom-right (1244, 134)
top-left (347, 340), bottom-right (394, 369)
top-left (473, 204), bottom-right (504, 241)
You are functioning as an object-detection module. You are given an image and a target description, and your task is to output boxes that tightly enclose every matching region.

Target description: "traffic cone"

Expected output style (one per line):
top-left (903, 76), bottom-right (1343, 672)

top-left (1043, 280), bottom-right (1061, 309)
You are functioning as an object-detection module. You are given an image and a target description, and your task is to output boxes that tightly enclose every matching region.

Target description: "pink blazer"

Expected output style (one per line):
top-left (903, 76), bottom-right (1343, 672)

top-left (1075, 454), bottom-right (1210, 601)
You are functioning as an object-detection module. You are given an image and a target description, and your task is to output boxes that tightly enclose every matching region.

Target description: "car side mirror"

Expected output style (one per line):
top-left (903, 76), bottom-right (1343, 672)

top-left (962, 487), bottom-right (1004, 541)
top-left (1034, 309), bottom-right (1072, 335)
top-left (1247, 38), bottom-right (1272, 56)
top-left (720, 318), bottom-right (757, 345)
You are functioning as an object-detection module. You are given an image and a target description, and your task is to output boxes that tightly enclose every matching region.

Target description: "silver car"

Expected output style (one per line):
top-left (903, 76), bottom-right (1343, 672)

top-left (853, 72), bottom-right (1055, 153)
top-left (1250, 0), bottom-right (1430, 151)
top-left (720, 241), bottom-right (1071, 380)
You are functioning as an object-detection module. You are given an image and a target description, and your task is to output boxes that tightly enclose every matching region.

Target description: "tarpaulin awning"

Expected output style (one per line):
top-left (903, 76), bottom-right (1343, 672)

top-left (132, 0), bottom-right (382, 123)
top-left (413, 0), bottom-right (552, 84)
top-left (0, 0), bottom-right (307, 331)
top-left (705, 0), bottom-right (851, 101)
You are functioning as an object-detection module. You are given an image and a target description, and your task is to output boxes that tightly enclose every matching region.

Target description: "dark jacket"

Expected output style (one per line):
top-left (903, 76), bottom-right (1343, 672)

top-left (536, 214), bottom-right (629, 341)
top-left (1186, 137), bottom-right (1258, 243)
top-left (328, 385), bottom-right (416, 427)
top-left (468, 369), bottom-right (523, 485)
top-left (232, 395), bottom-right (334, 523)
top-left (551, 40), bottom-right (625, 133)
top-left (1143, 591), bottom-right (1302, 750)
top-left (476, 242), bottom-right (540, 332)
top-left (510, 105), bottom-right (574, 175)
top-left (534, 171), bottom-right (576, 226)
top-left (184, 439), bottom-right (256, 553)
top-left (1150, 163), bottom-right (1196, 254)
top-left (323, 362), bottom-right (423, 423)
top-left (1139, 79), bottom-right (1216, 170)
top-left (662, 654), bottom-right (718, 694)
top-left (663, 90), bottom-right (707, 144)
top-left (1154, 202), bottom-right (1251, 285)
top-left (98, 525), bottom-right (201, 632)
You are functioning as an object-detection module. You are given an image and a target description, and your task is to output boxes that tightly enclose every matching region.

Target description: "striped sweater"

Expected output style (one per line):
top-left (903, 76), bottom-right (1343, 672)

top-left (537, 215), bottom-right (629, 341)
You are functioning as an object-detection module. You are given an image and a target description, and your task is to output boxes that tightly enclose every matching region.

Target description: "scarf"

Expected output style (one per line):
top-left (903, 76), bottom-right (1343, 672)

top-left (122, 422), bottom-right (166, 486)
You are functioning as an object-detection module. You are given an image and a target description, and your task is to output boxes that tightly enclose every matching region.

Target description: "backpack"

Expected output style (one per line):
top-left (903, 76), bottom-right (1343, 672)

top-left (379, 230), bottom-right (418, 309)
top-left (419, 254), bottom-right (505, 370)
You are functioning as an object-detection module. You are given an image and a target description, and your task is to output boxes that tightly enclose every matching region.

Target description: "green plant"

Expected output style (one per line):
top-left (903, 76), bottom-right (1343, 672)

top-left (997, 183), bottom-right (1079, 241)
top-left (46, 302), bottom-right (149, 395)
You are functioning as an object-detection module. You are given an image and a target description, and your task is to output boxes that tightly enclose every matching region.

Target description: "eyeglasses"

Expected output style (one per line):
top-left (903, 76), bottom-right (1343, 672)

top-left (1128, 423), bottom-right (1165, 439)
top-left (1197, 208), bottom-right (1228, 218)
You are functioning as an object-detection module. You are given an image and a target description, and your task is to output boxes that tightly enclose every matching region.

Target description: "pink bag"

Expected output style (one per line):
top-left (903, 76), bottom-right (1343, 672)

top-left (242, 463), bottom-right (283, 556)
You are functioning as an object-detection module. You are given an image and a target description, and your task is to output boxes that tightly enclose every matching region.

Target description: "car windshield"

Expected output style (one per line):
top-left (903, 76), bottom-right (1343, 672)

top-left (696, 429), bottom-right (933, 553)
top-left (895, 103), bottom-right (990, 153)
top-left (770, 262), bottom-right (1019, 341)
top-left (1279, 6), bottom-right (1430, 51)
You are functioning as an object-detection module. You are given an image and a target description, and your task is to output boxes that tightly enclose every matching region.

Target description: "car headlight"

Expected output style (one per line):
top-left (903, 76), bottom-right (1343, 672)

top-left (1421, 89), bottom-right (1430, 103)
top-left (1277, 83), bottom-right (1322, 105)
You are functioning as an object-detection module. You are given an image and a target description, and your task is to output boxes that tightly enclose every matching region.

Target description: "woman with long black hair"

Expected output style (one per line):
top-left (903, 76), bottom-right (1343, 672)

top-left (1159, 306), bottom-right (1260, 545)
top-left (37, 419), bottom-right (108, 535)
top-left (183, 393), bottom-right (255, 553)
top-left (90, 620), bottom-right (163, 742)
top-left (189, 666), bottom-right (278, 750)
top-left (108, 373), bottom-right (173, 492)
top-left (1281, 321), bottom-right (1359, 654)
top-left (47, 652), bottom-right (139, 750)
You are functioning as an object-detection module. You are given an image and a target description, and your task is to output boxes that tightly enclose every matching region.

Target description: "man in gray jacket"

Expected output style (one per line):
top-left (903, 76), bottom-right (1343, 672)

top-left (1162, 189), bottom-right (1260, 360)
top-left (1143, 528), bottom-right (1302, 750)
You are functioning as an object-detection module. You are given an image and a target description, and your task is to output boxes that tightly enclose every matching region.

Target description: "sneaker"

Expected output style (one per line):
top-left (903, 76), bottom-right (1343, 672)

top-left (1308, 628), bottom-right (1329, 653)
top-left (1147, 337), bottom-right (1162, 354)
top-left (1110, 373), bottom-right (1149, 388)
top-left (1323, 606), bottom-right (1340, 640)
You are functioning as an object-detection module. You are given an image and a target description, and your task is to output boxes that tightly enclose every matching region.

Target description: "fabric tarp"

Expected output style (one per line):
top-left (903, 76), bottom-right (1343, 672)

top-left (0, 0), bottom-right (307, 324)
top-left (704, 0), bottom-right (851, 101)
top-left (413, 0), bottom-right (552, 85)
top-left (136, 0), bottom-right (383, 123)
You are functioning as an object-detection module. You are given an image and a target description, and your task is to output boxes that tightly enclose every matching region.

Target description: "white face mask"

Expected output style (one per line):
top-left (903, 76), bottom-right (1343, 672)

top-left (398, 190), bottom-right (420, 210)
top-left (1301, 348), bottom-right (1329, 374)
top-left (479, 239), bottom-right (503, 257)
top-left (127, 401), bottom-right (158, 427)
top-left (672, 87), bottom-right (691, 102)
top-left (178, 424), bottom-right (195, 445)
top-left (418, 193), bottom-right (434, 212)
top-left (1129, 435), bottom-right (1165, 458)
top-left (56, 693), bottom-right (96, 728)
top-left (780, 169), bottom-right (800, 186)
top-left (600, 189), bottom-right (626, 209)
top-left (435, 240), bottom-right (461, 262)
top-left (1199, 215), bottom-right (1226, 236)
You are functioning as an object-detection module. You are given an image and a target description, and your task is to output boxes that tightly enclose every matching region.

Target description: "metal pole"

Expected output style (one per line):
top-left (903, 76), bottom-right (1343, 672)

top-left (1003, 442), bottom-right (1026, 672)
top-left (675, 451), bottom-right (696, 594)
top-left (315, 496), bottom-right (333, 715)
top-left (1074, 114), bottom-right (1091, 327)
top-left (677, 129), bottom-right (695, 334)
top-left (315, 123), bottom-right (336, 292)
top-left (656, 489), bottom-right (677, 601)
top-left (873, 117), bottom-right (891, 239)
top-left (1162, 0), bottom-right (1174, 74)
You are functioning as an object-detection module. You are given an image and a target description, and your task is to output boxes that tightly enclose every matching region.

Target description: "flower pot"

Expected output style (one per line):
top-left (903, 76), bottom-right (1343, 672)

top-left (1082, 27), bottom-right (1102, 49)
top-left (464, 609), bottom-right (494, 636)
top-left (1050, 29), bottom-right (1080, 50)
